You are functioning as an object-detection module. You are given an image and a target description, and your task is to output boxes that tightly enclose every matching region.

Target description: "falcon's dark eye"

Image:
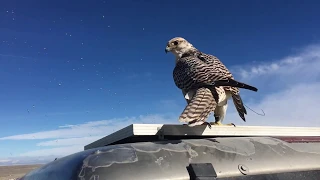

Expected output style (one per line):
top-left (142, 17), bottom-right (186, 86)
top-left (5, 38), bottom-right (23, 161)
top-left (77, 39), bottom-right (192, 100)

top-left (172, 41), bottom-right (179, 45)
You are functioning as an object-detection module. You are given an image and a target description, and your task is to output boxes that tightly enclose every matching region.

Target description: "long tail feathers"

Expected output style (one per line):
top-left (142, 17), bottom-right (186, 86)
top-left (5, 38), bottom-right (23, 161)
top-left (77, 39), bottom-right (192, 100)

top-left (192, 79), bottom-right (258, 92)
top-left (213, 79), bottom-right (258, 92)
top-left (231, 94), bottom-right (247, 122)
top-left (179, 87), bottom-right (216, 124)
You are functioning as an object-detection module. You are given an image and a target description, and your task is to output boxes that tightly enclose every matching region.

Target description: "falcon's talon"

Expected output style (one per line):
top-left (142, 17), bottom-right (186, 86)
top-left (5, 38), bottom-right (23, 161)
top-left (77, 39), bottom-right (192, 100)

top-left (228, 123), bottom-right (236, 127)
top-left (222, 123), bottom-right (236, 127)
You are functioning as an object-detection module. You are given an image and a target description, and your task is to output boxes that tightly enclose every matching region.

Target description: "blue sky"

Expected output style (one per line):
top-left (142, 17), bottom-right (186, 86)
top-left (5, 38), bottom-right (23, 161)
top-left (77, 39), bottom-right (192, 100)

top-left (1, 0), bottom-right (320, 165)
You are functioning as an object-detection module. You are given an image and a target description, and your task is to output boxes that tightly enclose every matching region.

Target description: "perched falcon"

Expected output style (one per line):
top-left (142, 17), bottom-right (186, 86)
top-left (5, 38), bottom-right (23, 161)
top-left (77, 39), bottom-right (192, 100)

top-left (165, 37), bottom-right (258, 127)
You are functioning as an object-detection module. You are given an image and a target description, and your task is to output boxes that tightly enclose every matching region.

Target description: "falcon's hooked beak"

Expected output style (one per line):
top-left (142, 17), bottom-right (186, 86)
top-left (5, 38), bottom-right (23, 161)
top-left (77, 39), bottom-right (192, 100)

top-left (165, 46), bottom-right (170, 54)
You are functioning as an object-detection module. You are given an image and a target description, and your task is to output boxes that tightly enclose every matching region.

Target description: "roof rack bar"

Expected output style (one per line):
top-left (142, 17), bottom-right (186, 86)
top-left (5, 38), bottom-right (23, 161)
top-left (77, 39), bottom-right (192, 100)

top-left (84, 124), bottom-right (320, 150)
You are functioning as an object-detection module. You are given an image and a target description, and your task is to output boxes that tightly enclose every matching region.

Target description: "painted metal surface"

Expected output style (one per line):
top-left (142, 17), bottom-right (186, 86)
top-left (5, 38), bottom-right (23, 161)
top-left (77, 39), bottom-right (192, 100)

top-left (275, 136), bottom-right (320, 143)
top-left (218, 170), bottom-right (320, 180)
top-left (20, 137), bottom-right (320, 180)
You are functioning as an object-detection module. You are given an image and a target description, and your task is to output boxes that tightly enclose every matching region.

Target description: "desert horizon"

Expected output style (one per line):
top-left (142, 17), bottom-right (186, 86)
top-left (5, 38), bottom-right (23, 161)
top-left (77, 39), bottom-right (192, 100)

top-left (0, 164), bottom-right (42, 180)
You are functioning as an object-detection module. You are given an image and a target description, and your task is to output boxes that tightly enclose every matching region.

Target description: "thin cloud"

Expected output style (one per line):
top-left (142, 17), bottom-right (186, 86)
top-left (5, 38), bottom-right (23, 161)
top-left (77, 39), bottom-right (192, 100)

top-left (232, 44), bottom-right (320, 82)
top-left (0, 159), bottom-right (11, 163)
top-left (225, 44), bottom-right (320, 127)
top-left (36, 136), bottom-right (104, 147)
top-left (19, 146), bottom-right (84, 157)
top-left (0, 114), bottom-right (175, 140)
top-left (0, 156), bottom-right (55, 166)
top-left (225, 82), bottom-right (320, 127)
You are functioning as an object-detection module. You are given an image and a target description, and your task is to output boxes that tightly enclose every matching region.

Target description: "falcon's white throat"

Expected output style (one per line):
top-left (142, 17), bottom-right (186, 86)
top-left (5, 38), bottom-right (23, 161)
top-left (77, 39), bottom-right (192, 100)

top-left (172, 42), bottom-right (196, 59)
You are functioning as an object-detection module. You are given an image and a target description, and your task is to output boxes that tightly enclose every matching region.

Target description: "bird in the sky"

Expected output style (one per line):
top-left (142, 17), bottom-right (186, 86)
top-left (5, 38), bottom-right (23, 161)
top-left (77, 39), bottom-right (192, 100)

top-left (165, 37), bottom-right (258, 127)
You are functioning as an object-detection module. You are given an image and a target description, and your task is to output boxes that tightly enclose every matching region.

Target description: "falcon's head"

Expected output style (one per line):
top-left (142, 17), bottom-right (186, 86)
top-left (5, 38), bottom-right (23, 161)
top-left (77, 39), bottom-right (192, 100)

top-left (165, 37), bottom-right (195, 58)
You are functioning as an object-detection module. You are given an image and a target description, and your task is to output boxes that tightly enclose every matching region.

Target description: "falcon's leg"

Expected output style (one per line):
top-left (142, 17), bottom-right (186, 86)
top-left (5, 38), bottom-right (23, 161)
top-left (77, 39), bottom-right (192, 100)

top-left (210, 104), bottom-right (236, 127)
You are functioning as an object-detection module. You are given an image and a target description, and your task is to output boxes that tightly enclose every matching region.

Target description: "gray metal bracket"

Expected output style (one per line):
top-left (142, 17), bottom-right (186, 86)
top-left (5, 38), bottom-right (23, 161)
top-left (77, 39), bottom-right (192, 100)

top-left (157, 127), bottom-right (165, 140)
top-left (188, 163), bottom-right (217, 180)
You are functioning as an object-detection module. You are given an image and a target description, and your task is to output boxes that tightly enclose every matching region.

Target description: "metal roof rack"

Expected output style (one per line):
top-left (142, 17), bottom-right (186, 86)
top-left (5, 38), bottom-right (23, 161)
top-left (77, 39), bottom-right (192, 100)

top-left (84, 124), bottom-right (320, 150)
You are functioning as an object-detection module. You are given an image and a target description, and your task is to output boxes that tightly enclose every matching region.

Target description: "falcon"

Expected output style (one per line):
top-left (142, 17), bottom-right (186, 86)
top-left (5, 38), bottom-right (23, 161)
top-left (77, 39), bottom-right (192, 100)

top-left (165, 37), bottom-right (258, 127)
